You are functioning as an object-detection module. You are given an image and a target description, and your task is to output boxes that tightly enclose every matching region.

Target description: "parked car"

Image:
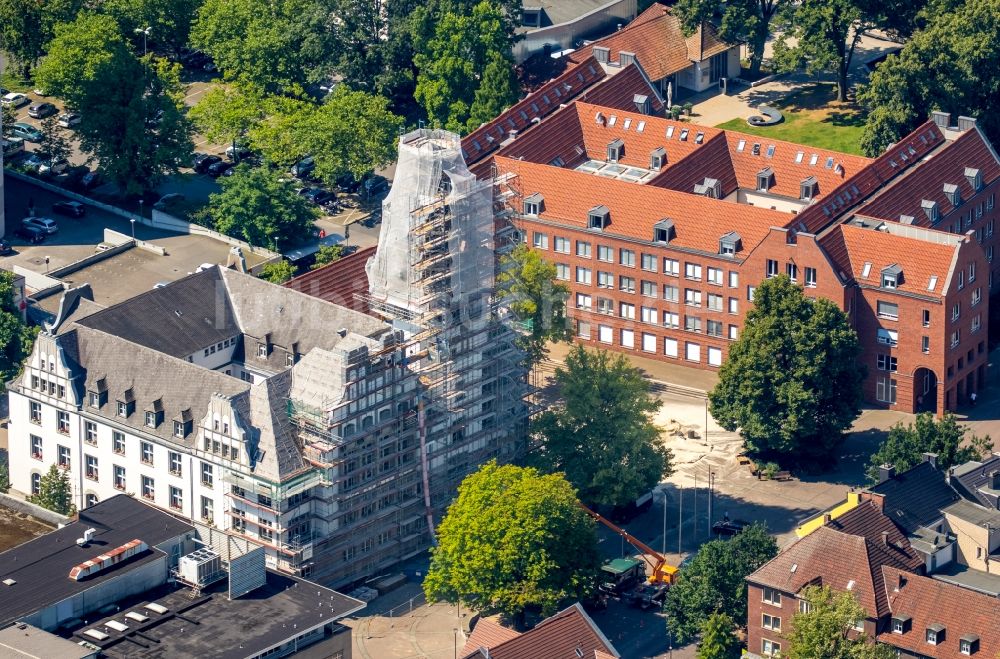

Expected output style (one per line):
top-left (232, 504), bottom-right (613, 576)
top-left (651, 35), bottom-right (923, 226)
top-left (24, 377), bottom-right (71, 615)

top-left (57, 112), bottom-right (81, 128)
top-left (80, 170), bottom-right (102, 190)
top-left (0, 238), bottom-right (12, 255)
top-left (225, 144), bottom-right (252, 162)
top-left (14, 225), bottom-right (45, 244)
top-left (302, 187), bottom-right (337, 206)
top-left (624, 584), bottom-right (668, 610)
top-left (10, 123), bottom-right (42, 142)
top-left (711, 518), bottom-right (750, 537)
top-left (1, 92), bottom-right (29, 108)
top-left (1, 136), bottom-right (24, 158)
top-left (207, 160), bottom-right (234, 177)
top-left (153, 193), bottom-right (185, 210)
top-left (193, 153), bottom-right (221, 173)
top-left (22, 216), bottom-right (59, 234)
top-left (291, 156), bottom-right (315, 178)
top-left (28, 102), bottom-right (57, 119)
top-left (39, 158), bottom-right (70, 177)
top-left (52, 201), bottom-right (86, 218)
top-left (20, 153), bottom-right (46, 173)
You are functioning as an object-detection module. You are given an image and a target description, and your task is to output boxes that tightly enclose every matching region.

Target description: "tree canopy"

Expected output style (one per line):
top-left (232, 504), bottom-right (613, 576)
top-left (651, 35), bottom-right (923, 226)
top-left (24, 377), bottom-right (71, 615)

top-left (101, 0), bottom-right (203, 57)
top-left (0, 0), bottom-right (82, 75)
top-left (531, 345), bottom-right (673, 508)
top-left (787, 585), bottom-right (896, 659)
top-left (709, 275), bottom-right (864, 464)
top-left (206, 165), bottom-right (318, 249)
top-left (188, 84), bottom-right (264, 157)
top-left (29, 464), bottom-right (75, 515)
top-left (696, 612), bottom-right (741, 659)
top-left (0, 271), bottom-right (38, 391)
top-left (311, 244), bottom-right (344, 270)
top-left (866, 413), bottom-right (993, 484)
top-left (674, 0), bottom-right (791, 77)
top-left (496, 244), bottom-right (571, 367)
top-left (258, 259), bottom-right (298, 284)
top-left (424, 461), bottom-right (600, 619)
top-left (665, 524), bottom-right (778, 644)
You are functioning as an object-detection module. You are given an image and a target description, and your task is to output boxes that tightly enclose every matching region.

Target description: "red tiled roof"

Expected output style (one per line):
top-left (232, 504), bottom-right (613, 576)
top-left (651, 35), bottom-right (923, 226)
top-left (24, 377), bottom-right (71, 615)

top-left (461, 604), bottom-right (619, 659)
top-left (878, 566), bottom-right (1000, 658)
top-left (859, 127), bottom-right (1000, 225)
top-left (568, 3), bottom-right (731, 81)
top-left (649, 131), bottom-right (738, 197)
top-left (825, 501), bottom-right (925, 572)
top-left (462, 56), bottom-right (605, 167)
top-left (819, 223), bottom-right (961, 298)
top-left (283, 246), bottom-right (376, 314)
top-left (460, 617), bottom-right (521, 657)
top-left (579, 64), bottom-right (664, 114)
top-left (498, 155), bottom-right (787, 256)
top-left (748, 526), bottom-right (917, 618)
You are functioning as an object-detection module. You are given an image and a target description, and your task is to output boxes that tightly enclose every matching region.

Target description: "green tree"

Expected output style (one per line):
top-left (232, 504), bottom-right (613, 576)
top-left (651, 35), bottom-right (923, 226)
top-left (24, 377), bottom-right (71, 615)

top-left (206, 165), bottom-right (318, 248)
top-left (1, 102), bottom-right (17, 134)
top-left (772, 0), bottom-right (875, 101)
top-left (496, 244), bottom-right (570, 367)
top-left (467, 49), bottom-right (519, 131)
top-left (311, 244), bottom-right (344, 270)
top-left (34, 15), bottom-right (193, 195)
top-left (697, 612), bottom-right (741, 659)
top-left (674, 0), bottom-right (791, 77)
top-left (424, 461), bottom-right (600, 621)
top-left (29, 464), bottom-right (75, 515)
top-left (37, 115), bottom-right (71, 167)
top-left (0, 270), bottom-right (38, 390)
top-left (101, 0), bottom-right (204, 56)
top-left (414, 1), bottom-right (513, 130)
top-left (188, 84), bottom-right (263, 161)
top-left (858, 0), bottom-right (1000, 157)
top-left (531, 345), bottom-right (673, 508)
top-left (866, 413), bottom-right (993, 484)
top-left (787, 585), bottom-right (895, 659)
top-left (258, 259), bottom-right (297, 284)
top-left (0, 0), bottom-right (82, 75)
top-left (709, 275), bottom-right (864, 464)
top-left (665, 524), bottom-right (778, 644)
top-left (0, 462), bottom-right (9, 494)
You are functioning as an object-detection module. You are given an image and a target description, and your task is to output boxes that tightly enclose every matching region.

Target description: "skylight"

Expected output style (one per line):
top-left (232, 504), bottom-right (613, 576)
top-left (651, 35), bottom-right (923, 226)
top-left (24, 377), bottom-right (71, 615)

top-left (736, 139), bottom-right (746, 152)
top-left (636, 121), bottom-right (645, 132)
top-left (666, 126), bottom-right (675, 139)
top-left (928, 276), bottom-right (938, 291)
top-left (862, 262), bottom-right (872, 278)
top-left (809, 154), bottom-right (819, 166)
top-left (795, 151), bottom-right (804, 163)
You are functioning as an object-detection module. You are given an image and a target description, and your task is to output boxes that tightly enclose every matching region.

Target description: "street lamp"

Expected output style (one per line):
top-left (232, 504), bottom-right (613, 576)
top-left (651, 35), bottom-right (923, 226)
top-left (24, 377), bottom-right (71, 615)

top-left (130, 217), bottom-right (136, 242)
top-left (134, 27), bottom-right (152, 57)
top-left (707, 470), bottom-right (716, 536)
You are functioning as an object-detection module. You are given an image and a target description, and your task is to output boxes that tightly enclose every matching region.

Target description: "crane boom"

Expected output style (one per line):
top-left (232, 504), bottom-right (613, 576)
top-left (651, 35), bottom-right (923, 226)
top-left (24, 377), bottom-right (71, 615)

top-left (579, 502), bottom-right (679, 585)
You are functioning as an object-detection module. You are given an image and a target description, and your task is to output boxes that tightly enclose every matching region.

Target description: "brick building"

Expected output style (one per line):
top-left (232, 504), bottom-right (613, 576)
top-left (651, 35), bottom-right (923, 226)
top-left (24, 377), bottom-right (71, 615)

top-left (470, 77), bottom-right (999, 411)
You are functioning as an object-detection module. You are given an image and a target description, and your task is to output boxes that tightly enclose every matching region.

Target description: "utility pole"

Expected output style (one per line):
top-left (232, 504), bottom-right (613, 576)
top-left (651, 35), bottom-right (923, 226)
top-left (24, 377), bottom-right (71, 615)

top-left (661, 489), bottom-right (667, 555)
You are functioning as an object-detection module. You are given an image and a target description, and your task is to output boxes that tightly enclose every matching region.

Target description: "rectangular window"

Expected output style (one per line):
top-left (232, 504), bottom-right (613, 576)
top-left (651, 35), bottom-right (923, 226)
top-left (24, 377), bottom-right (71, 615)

top-left (799, 599), bottom-right (813, 614)
top-left (685, 315), bottom-right (702, 333)
top-left (951, 330), bottom-right (961, 348)
top-left (641, 253), bottom-right (657, 271)
top-left (114, 465), bottom-right (126, 490)
top-left (766, 259), bottom-right (779, 278)
top-left (805, 267), bottom-right (817, 287)
top-left (728, 324), bottom-right (739, 340)
top-left (877, 328), bottom-right (898, 346)
top-left (555, 263), bottom-right (569, 281)
top-left (663, 284), bottom-right (679, 303)
top-left (762, 639), bottom-right (781, 657)
top-left (685, 263), bottom-right (702, 280)
top-left (144, 410), bottom-right (157, 428)
top-left (575, 267), bottom-right (592, 285)
top-left (663, 311), bottom-right (679, 329)
top-left (877, 354), bottom-right (898, 372)
top-left (728, 297), bottom-right (738, 314)
top-left (532, 232), bottom-right (548, 249)
top-left (597, 245), bottom-right (613, 262)
top-left (619, 249), bottom-right (635, 267)
top-left (762, 613), bottom-right (781, 631)
top-left (201, 495), bottom-right (214, 521)
top-left (642, 333), bottom-right (656, 353)
top-left (169, 451), bottom-right (182, 476)
top-left (953, 302), bottom-right (961, 321)
top-left (969, 261), bottom-right (976, 282)
top-left (877, 301), bottom-right (899, 320)
top-left (972, 287), bottom-right (982, 306)
top-left (922, 336), bottom-right (930, 353)
top-left (707, 267), bottom-right (723, 286)
top-left (664, 258), bottom-right (679, 277)
top-left (876, 377), bottom-right (898, 404)
top-left (707, 294), bottom-right (723, 312)
top-left (113, 431), bottom-right (125, 455)
top-left (664, 338), bottom-right (679, 358)
top-left (575, 293), bottom-right (592, 311)
top-left (577, 320), bottom-right (591, 339)
top-left (30, 401), bottom-right (41, 424)
top-left (85, 454), bottom-right (98, 481)
top-left (620, 329), bottom-right (634, 348)
top-left (728, 271), bottom-right (738, 288)
top-left (117, 401), bottom-right (128, 417)
top-left (30, 434), bottom-right (42, 459)
top-left (762, 588), bottom-right (782, 605)
top-left (597, 297), bottom-right (613, 315)
top-left (89, 391), bottom-right (100, 408)
top-left (84, 421), bottom-right (97, 445)
top-left (597, 271), bottom-right (613, 288)
top-left (641, 280), bottom-right (657, 297)
top-left (786, 263), bottom-right (798, 282)
top-left (708, 346), bottom-right (723, 366)
top-left (707, 320), bottom-right (723, 337)
top-left (685, 342), bottom-right (701, 362)
top-left (142, 475), bottom-right (155, 500)
top-left (619, 276), bottom-right (635, 293)
top-left (57, 411), bottom-right (69, 434)
top-left (169, 486), bottom-right (183, 510)
top-left (619, 302), bottom-right (636, 320)
top-left (972, 314), bottom-right (982, 333)
top-left (747, 286), bottom-right (756, 302)
top-left (684, 289), bottom-right (702, 307)
top-left (553, 236), bottom-right (570, 253)
top-left (641, 306), bottom-right (658, 324)
top-left (598, 325), bottom-right (613, 344)
top-left (141, 441), bottom-right (154, 466)
top-left (576, 241), bottom-right (591, 258)
top-left (58, 445), bottom-right (71, 469)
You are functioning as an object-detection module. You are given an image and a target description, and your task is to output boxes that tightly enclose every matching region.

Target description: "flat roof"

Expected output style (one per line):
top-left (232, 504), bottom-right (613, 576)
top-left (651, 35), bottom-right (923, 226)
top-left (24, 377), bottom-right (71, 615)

top-left (0, 623), bottom-right (95, 659)
top-left (79, 571), bottom-right (365, 659)
top-left (0, 495), bottom-right (193, 628)
top-left (932, 562), bottom-right (1000, 597)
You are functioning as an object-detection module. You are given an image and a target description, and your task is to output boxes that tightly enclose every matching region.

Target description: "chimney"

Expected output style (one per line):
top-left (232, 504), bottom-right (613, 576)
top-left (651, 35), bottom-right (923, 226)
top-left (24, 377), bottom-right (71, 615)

top-left (924, 452), bottom-right (938, 469)
top-left (897, 573), bottom-right (906, 591)
top-left (990, 470), bottom-right (1000, 490)
top-left (823, 514), bottom-right (832, 525)
top-left (957, 116), bottom-right (978, 131)
top-left (879, 464), bottom-right (896, 484)
top-left (931, 111), bottom-right (951, 129)
top-left (881, 531), bottom-right (890, 547)
top-left (868, 492), bottom-right (886, 512)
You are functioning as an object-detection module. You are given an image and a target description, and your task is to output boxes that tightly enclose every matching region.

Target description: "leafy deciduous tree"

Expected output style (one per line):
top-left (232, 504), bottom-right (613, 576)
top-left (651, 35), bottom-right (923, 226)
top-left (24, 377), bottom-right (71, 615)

top-left (467, 49), bottom-right (519, 132)
top-left (424, 461), bottom-right (600, 620)
top-left (29, 464), bottom-right (75, 516)
top-left (101, 0), bottom-right (204, 57)
top-left (665, 524), bottom-right (778, 644)
top-left (0, 461), bottom-right (9, 494)
top-left (188, 84), bottom-right (263, 160)
top-left (709, 275), bottom-right (865, 464)
top-left (311, 244), bottom-right (344, 270)
top-left (787, 585), bottom-right (896, 659)
top-left (697, 612), bottom-right (741, 659)
top-left (258, 259), bottom-right (298, 284)
top-left (37, 115), bottom-right (71, 166)
top-left (866, 413), bottom-right (993, 484)
top-left (496, 244), bottom-right (570, 367)
top-left (674, 0), bottom-right (791, 77)
top-left (0, 0), bottom-right (82, 75)
top-left (532, 345), bottom-right (673, 508)
top-left (0, 270), bottom-right (38, 390)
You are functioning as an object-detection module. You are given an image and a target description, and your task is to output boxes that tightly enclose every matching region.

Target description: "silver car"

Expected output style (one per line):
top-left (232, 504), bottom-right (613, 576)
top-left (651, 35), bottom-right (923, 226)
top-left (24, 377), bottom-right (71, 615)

top-left (21, 216), bottom-right (59, 234)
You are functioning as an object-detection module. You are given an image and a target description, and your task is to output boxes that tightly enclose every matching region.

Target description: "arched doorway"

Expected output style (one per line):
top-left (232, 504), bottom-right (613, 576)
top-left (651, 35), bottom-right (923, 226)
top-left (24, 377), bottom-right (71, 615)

top-left (913, 367), bottom-right (938, 413)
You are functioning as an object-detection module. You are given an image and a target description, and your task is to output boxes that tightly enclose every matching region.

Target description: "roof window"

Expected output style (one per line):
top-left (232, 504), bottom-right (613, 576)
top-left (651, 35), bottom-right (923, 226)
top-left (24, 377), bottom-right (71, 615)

top-left (523, 193), bottom-right (543, 216)
top-left (757, 167), bottom-right (773, 192)
top-left (695, 131), bottom-right (705, 144)
top-left (800, 176), bottom-right (818, 200)
top-left (965, 167), bottom-right (982, 192)
top-left (607, 138), bottom-right (624, 162)
top-left (588, 205), bottom-right (610, 230)
top-left (650, 146), bottom-right (666, 170)
top-left (679, 128), bottom-right (689, 141)
top-left (719, 231), bottom-right (741, 256)
top-left (944, 183), bottom-right (961, 207)
top-left (766, 144), bottom-right (775, 158)
top-left (654, 219), bottom-right (675, 243)
top-left (736, 138), bottom-right (745, 152)
top-left (666, 125), bottom-right (675, 139)
top-left (751, 143), bottom-right (761, 156)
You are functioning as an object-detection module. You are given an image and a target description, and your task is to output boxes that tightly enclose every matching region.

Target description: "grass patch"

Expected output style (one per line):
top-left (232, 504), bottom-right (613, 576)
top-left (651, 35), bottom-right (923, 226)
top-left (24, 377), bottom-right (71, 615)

top-left (0, 72), bottom-right (33, 93)
top-left (715, 83), bottom-right (866, 155)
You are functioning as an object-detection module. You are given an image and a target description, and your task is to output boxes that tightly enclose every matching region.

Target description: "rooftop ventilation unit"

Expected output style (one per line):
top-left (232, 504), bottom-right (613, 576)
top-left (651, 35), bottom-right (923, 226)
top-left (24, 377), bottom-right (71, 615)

top-left (176, 548), bottom-right (225, 588)
top-left (69, 539), bottom-right (148, 581)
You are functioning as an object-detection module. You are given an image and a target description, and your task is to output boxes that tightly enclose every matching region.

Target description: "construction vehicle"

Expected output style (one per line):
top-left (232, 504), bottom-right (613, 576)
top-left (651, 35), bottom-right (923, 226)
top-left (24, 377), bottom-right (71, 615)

top-left (579, 503), bottom-right (679, 586)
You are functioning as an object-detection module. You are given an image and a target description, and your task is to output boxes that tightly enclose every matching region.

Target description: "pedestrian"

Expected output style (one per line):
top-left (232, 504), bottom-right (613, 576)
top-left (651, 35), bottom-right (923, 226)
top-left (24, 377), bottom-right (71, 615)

top-left (971, 391), bottom-right (977, 407)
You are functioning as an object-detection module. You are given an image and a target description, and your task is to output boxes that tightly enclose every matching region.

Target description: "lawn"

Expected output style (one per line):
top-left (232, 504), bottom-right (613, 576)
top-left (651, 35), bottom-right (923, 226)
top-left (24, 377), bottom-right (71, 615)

top-left (715, 83), bottom-right (866, 156)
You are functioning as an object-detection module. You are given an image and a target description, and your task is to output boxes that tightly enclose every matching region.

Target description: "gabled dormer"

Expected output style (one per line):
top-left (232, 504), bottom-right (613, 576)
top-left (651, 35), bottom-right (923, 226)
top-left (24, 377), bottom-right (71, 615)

top-left (964, 166), bottom-right (982, 192)
top-left (921, 199), bottom-right (939, 223)
top-left (653, 219), bottom-right (675, 243)
top-left (588, 205), bottom-right (610, 231)
top-left (117, 387), bottom-right (135, 418)
top-left (719, 231), bottom-right (741, 256)
top-left (607, 138), bottom-right (624, 162)
top-left (523, 192), bottom-right (543, 216)
top-left (757, 167), bottom-right (773, 192)
top-left (881, 264), bottom-right (902, 289)
top-left (943, 183), bottom-right (961, 207)
top-left (800, 176), bottom-right (818, 200)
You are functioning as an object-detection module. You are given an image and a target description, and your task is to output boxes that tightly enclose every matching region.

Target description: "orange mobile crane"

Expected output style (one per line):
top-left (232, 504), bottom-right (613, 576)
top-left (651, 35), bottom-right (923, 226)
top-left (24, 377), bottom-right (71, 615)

top-left (579, 503), bottom-right (679, 586)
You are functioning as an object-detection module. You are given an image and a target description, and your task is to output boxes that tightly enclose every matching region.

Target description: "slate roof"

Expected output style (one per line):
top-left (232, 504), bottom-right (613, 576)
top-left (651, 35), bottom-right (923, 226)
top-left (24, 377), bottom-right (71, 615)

top-left (284, 246), bottom-right (377, 315)
top-left (878, 566), bottom-right (1000, 658)
top-left (578, 64), bottom-right (665, 114)
top-left (868, 461), bottom-right (961, 535)
top-left (568, 3), bottom-right (731, 81)
top-left (825, 501), bottom-right (925, 572)
top-left (748, 525), bottom-right (918, 618)
top-left (819, 223), bottom-right (964, 298)
top-left (460, 603), bottom-right (619, 659)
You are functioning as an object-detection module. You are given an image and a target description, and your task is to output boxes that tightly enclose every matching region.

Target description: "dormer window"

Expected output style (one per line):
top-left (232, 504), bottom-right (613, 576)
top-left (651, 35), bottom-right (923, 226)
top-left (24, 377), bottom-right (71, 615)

top-left (881, 264), bottom-right (902, 289)
top-left (607, 138), bottom-right (624, 162)
top-left (922, 199), bottom-right (939, 223)
top-left (173, 409), bottom-right (193, 438)
top-left (145, 411), bottom-right (158, 428)
top-left (719, 231), bottom-right (741, 256)
top-left (892, 615), bottom-right (911, 634)
top-left (588, 205), bottom-right (610, 230)
top-left (633, 94), bottom-right (650, 115)
top-left (925, 624), bottom-right (945, 645)
top-left (960, 633), bottom-right (980, 655)
top-left (944, 183), bottom-right (961, 207)
top-left (257, 342), bottom-right (268, 358)
top-left (800, 176), bottom-right (818, 200)
top-left (757, 167), bottom-right (773, 192)
top-left (523, 192), bottom-right (543, 216)
top-left (117, 389), bottom-right (135, 418)
top-left (649, 147), bottom-right (666, 170)
top-left (654, 219), bottom-right (675, 243)
top-left (965, 167), bottom-right (982, 192)
top-left (145, 399), bottom-right (163, 428)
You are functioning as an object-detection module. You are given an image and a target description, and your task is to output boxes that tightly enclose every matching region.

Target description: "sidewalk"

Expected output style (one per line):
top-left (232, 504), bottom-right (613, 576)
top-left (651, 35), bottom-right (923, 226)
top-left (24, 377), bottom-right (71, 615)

top-left (544, 342), bottom-right (719, 393)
